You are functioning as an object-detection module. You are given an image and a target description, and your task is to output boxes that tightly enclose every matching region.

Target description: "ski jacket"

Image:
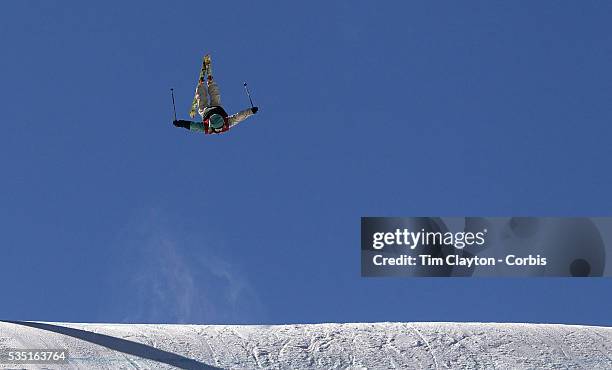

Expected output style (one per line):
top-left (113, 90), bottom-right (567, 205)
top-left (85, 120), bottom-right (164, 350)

top-left (189, 106), bottom-right (255, 134)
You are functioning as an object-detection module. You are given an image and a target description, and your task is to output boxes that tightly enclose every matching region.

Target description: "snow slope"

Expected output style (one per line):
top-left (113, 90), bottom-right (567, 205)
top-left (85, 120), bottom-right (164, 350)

top-left (0, 321), bottom-right (611, 369)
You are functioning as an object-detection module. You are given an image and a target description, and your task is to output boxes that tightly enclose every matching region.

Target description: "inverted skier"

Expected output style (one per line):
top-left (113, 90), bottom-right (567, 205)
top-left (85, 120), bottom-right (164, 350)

top-left (173, 55), bottom-right (258, 134)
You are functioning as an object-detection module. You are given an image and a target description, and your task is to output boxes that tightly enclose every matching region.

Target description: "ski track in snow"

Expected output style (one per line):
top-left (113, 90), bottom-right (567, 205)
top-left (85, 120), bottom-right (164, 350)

top-left (0, 321), bottom-right (611, 369)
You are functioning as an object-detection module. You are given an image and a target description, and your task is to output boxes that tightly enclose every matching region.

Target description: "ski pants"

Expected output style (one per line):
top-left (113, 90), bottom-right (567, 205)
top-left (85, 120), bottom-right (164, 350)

top-left (196, 79), bottom-right (222, 118)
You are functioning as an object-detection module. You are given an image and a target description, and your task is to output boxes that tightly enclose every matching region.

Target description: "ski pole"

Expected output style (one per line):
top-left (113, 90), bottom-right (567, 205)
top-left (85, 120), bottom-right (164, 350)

top-left (170, 88), bottom-right (177, 121)
top-left (243, 82), bottom-right (254, 108)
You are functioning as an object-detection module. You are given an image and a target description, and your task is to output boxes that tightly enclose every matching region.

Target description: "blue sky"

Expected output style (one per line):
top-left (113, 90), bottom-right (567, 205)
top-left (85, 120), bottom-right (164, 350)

top-left (1, 1), bottom-right (612, 325)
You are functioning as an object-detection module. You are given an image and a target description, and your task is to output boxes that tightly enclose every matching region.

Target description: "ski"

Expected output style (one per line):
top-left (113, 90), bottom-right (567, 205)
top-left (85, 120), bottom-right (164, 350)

top-left (204, 54), bottom-right (212, 79)
top-left (189, 55), bottom-right (210, 118)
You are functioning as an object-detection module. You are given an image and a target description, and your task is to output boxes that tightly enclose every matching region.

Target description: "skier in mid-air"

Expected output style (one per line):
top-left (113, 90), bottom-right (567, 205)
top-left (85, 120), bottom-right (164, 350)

top-left (173, 55), bottom-right (258, 134)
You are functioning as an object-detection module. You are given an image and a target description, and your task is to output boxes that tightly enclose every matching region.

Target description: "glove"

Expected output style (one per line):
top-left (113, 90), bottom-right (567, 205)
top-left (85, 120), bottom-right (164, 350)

top-left (251, 106), bottom-right (259, 114)
top-left (173, 120), bottom-right (191, 129)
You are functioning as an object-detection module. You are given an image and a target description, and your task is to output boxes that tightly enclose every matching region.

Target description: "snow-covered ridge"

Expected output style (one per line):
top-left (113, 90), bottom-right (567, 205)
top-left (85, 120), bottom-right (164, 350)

top-left (0, 321), bottom-right (610, 369)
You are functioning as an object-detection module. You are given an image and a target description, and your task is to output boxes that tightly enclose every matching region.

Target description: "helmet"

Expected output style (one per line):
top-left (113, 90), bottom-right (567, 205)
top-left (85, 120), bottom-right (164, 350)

top-left (209, 114), bottom-right (225, 130)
